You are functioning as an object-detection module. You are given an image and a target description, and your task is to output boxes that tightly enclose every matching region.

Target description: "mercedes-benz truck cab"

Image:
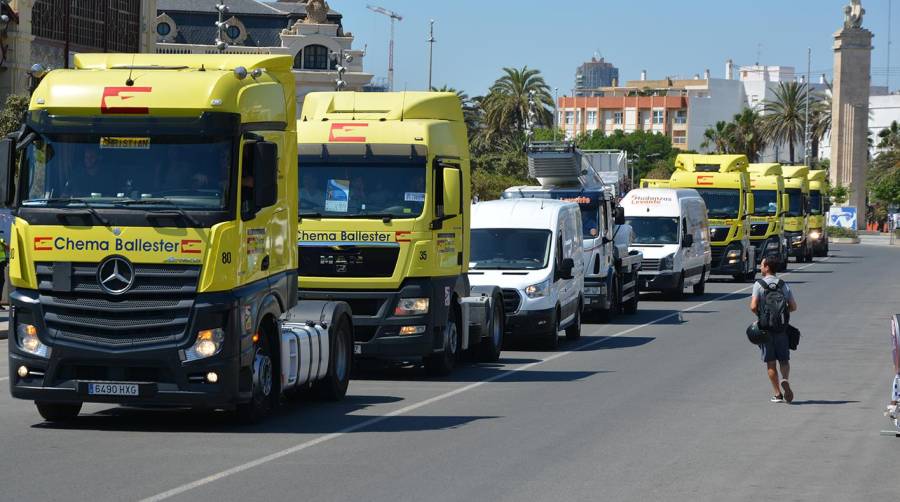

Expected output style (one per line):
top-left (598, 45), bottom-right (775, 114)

top-left (621, 188), bottom-right (712, 298)
top-left (808, 169), bottom-right (829, 257)
top-left (668, 154), bottom-right (756, 282)
top-left (469, 199), bottom-right (584, 349)
top-left (781, 166), bottom-right (813, 263)
top-left (748, 163), bottom-right (789, 269)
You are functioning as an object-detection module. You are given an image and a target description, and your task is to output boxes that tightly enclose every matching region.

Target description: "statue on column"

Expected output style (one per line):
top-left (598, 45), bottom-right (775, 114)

top-left (303, 0), bottom-right (330, 25)
top-left (844, 0), bottom-right (865, 29)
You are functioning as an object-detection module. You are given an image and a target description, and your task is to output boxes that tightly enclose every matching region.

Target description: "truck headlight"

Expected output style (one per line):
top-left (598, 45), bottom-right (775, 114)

top-left (791, 235), bottom-right (803, 245)
top-left (726, 248), bottom-right (742, 259)
top-left (184, 328), bottom-right (225, 362)
top-left (16, 324), bottom-right (50, 358)
top-left (809, 230), bottom-right (821, 240)
top-left (525, 279), bottom-right (550, 298)
top-left (660, 253), bottom-right (675, 271)
top-left (766, 239), bottom-right (780, 250)
top-left (394, 298), bottom-right (429, 316)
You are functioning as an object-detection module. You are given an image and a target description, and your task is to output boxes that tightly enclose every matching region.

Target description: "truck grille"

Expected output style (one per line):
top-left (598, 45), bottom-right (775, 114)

top-left (300, 246), bottom-right (399, 278)
top-left (750, 223), bottom-right (769, 237)
top-left (711, 246), bottom-right (725, 266)
top-left (36, 262), bottom-right (200, 347)
top-left (641, 258), bottom-right (661, 272)
top-left (501, 289), bottom-right (522, 314)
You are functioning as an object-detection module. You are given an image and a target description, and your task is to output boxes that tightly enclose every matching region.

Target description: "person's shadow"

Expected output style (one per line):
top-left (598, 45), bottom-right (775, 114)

top-left (789, 400), bottom-right (860, 406)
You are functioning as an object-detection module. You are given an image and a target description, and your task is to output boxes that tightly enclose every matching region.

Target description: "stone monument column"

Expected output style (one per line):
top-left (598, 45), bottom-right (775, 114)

top-left (830, 0), bottom-right (872, 229)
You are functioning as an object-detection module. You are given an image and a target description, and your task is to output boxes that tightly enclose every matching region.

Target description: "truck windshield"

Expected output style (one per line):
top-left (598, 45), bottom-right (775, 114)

top-left (21, 134), bottom-right (232, 209)
top-left (625, 217), bottom-right (680, 245)
top-left (785, 189), bottom-right (805, 217)
top-left (809, 191), bottom-right (822, 215)
top-left (299, 163), bottom-right (426, 218)
top-left (753, 190), bottom-right (779, 216)
top-left (694, 188), bottom-right (740, 219)
top-left (470, 229), bottom-right (552, 270)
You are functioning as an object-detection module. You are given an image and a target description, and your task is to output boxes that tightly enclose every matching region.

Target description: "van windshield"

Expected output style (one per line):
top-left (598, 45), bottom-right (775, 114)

top-left (753, 190), bottom-right (779, 216)
top-left (470, 229), bottom-right (552, 270)
top-left (299, 163), bottom-right (426, 218)
top-left (625, 217), bottom-right (680, 245)
top-left (694, 188), bottom-right (741, 219)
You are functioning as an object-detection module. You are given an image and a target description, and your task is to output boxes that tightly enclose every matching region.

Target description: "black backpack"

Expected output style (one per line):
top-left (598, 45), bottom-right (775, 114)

top-left (757, 279), bottom-right (788, 333)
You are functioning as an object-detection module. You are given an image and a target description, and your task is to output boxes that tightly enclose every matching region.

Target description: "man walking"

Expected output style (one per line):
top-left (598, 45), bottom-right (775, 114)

top-left (750, 256), bottom-right (798, 403)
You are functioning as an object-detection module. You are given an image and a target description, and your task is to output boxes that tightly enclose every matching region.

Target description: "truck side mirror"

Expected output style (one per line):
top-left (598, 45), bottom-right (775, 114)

top-left (252, 141), bottom-right (278, 210)
top-left (614, 206), bottom-right (625, 225)
top-left (745, 193), bottom-right (754, 217)
top-left (442, 167), bottom-right (461, 217)
top-left (782, 194), bottom-right (789, 214)
top-left (0, 137), bottom-right (15, 208)
top-left (682, 234), bottom-right (694, 248)
top-left (558, 257), bottom-right (575, 281)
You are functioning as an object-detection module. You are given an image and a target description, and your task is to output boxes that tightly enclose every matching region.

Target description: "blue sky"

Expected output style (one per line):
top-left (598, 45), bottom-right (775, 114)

top-left (327, 0), bottom-right (899, 96)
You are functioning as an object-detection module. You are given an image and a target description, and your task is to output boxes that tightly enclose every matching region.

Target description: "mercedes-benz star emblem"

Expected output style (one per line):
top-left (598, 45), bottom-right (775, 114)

top-left (97, 256), bottom-right (135, 295)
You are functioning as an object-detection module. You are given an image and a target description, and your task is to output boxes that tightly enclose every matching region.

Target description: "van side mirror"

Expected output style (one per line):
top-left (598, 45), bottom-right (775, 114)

top-left (244, 141), bottom-right (278, 215)
top-left (682, 234), bottom-right (694, 248)
top-left (442, 167), bottom-right (461, 217)
top-left (0, 137), bottom-right (16, 207)
top-left (558, 257), bottom-right (575, 281)
top-left (614, 206), bottom-right (625, 225)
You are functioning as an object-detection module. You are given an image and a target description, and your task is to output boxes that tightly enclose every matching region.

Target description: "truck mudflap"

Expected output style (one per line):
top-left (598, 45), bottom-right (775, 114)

top-left (463, 285), bottom-right (502, 350)
top-left (616, 250), bottom-right (642, 307)
top-left (279, 301), bottom-right (352, 390)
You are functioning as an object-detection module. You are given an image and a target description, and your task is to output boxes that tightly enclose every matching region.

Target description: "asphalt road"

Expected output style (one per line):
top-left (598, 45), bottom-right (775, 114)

top-left (2, 244), bottom-right (898, 501)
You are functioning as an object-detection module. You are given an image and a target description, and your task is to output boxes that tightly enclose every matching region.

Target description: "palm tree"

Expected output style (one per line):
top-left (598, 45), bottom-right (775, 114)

top-left (761, 81), bottom-right (810, 164)
top-left (809, 93), bottom-right (832, 162)
top-left (701, 121), bottom-right (735, 154)
top-left (479, 67), bottom-right (554, 147)
top-left (730, 108), bottom-right (767, 162)
top-left (877, 121), bottom-right (900, 150)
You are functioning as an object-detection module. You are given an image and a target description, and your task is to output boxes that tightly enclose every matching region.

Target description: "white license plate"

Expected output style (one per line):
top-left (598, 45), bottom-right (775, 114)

top-left (87, 383), bottom-right (139, 396)
top-left (354, 344), bottom-right (362, 355)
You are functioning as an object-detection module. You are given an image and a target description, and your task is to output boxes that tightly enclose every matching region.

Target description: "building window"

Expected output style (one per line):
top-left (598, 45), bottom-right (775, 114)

top-left (226, 25), bottom-right (241, 40)
top-left (587, 110), bottom-right (597, 126)
top-left (156, 22), bottom-right (171, 37)
top-left (614, 111), bottom-right (623, 125)
top-left (652, 110), bottom-right (664, 125)
top-left (302, 45), bottom-right (330, 70)
top-left (565, 111), bottom-right (574, 125)
top-left (675, 110), bottom-right (687, 124)
top-left (33, 0), bottom-right (141, 53)
top-left (576, 110), bottom-right (582, 125)
top-left (673, 130), bottom-right (687, 145)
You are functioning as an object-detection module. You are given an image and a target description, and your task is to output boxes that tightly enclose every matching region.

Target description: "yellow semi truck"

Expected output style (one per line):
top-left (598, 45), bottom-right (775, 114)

top-left (640, 179), bottom-right (670, 188)
top-left (669, 154), bottom-right (756, 281)
top-left (781, 166), bottom-right (813, 263)
top-left (807, 169), bottom-right (829, 257)
top-left (748, 163), bottom-right (788, 270)
top-left (3, 54), bottom-right (354, 423)
top-left (295, 92), bottom-right (503, 375)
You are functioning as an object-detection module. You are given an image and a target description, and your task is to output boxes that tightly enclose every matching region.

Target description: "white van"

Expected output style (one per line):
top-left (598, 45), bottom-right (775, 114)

top-left (468, 199), bottom-right (585, 349)
top-left (620, 188), bottom-right (712, 298)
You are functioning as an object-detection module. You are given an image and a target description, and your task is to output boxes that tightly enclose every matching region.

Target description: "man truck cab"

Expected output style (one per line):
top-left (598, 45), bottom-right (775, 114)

top-left (781, 166), bottom-right (813, 263)
top-left (668, 154), bottom-right (756, 282)
top-left (469, 199), bottom-right (584, 349)
top-left (620, 188), bottom-right (712, 298)
top-left (748, 163), bottom-right (789, 269)
top-left (807, 170), bottom-right (829, 257)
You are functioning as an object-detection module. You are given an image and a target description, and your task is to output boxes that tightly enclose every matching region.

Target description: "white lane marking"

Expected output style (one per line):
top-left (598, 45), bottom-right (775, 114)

top-left (0, 377), bottom-right (7, 382)
top-left (137, 257), bottom-right (823, 502)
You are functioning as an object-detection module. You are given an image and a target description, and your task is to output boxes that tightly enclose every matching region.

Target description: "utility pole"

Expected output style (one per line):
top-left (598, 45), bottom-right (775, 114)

top-left (889, 0), bottom-right (894, 90)
top-left (426, 19), bottom-right (435, 91)
top-left (804, 47), bottom-right (811, 167)
top-left (367, 4), bottom-right (403, 92)
top-left (214, 2), bottom-right (230, 52)
top-left (554, 87), bottom-right (559, 141)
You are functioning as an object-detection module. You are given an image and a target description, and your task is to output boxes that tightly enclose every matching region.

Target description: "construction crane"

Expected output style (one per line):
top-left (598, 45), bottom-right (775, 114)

top-left (366, 4), bottom-right (402, 92)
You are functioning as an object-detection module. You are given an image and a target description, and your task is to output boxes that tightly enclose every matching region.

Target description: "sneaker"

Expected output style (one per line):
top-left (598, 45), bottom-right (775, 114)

top-left (781, 381), bottom-right (794, 403)
top-left (886, 404), bottom-right (899, 419)
top-left (770, 395), bottom-right (785, 403)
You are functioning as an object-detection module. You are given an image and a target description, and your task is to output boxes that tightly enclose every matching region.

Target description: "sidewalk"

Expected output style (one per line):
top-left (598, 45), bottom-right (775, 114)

top-left (858, 233), bottom-right (896, 247)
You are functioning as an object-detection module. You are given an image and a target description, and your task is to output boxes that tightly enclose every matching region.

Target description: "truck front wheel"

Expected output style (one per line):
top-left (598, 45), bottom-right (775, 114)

top-left (35, 402), bottom-right (81, 423)
top-left (235, 327), bottom-right (275, 424)
top-left (312, 315), bottom-right (353, 400)
top-left (425, 309), bottom-right (460, 376)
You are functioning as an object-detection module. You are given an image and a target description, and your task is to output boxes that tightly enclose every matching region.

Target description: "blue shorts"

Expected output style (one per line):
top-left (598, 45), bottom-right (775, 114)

top-left (760, 333), bottom-right (790, 363)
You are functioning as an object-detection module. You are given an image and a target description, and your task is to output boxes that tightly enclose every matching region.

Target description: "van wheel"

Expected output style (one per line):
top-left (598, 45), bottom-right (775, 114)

top-left (623, 278), bottom-right (639, 315)
top-left (693, 270), bottom-right (706, 295)
top-left (312, 315), bottom-right (353, 401)
top-left (544, 309), bottom-right (560, 350)
top-left (36, 402), bottom-right (82, 423)
top-left (235, 328), bottom-right (275, 424)
top-left (477, 295), bottom-right (504, 362)
top-left (425, 309), bottom-right (460, 376)
top-left (565, 303), bottom-right (582, 341)
top-left (668, 273), bottom-right (685, 300)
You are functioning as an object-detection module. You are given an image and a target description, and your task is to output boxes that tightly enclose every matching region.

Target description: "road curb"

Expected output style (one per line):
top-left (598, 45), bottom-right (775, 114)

top-left (831, 237), bottom-right (860, 244)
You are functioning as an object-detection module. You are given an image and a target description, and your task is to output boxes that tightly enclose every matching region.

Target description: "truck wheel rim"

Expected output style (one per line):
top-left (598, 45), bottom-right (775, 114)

top-left (253, 349), bottom-right (273, 398)
top-left (447, 321), bottom-right (458, 356)
top-left (334, 327), bottom-right (348, 382)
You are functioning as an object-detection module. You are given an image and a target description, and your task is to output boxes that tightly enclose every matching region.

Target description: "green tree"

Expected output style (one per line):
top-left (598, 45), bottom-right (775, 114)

top-left (877, 120), bottom-right (900, 150)
top-left (809, 93), bottom-right (831, 162)
top-left (0, 94), bottom-right (29, 137)
top-left (729, 108), bottom-right (767, 162)
top-left (644, 159), bottom-right (675, 180)
top-left (701, 121), bottom-right (735, 154)
top-left (828, 183), bottom-right (850, 205)
top-left (869, 150), bottom-right (900, 206)
top-left (761, 82), bottom-right (810, 164)
top-left (479, 67), bottom-right (554, 148)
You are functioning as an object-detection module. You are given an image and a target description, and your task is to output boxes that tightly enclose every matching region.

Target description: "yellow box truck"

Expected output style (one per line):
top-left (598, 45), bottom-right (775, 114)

top-left (748, 163), bottom-right (789, 270)
top-left (295, 92), bottom-right (503, 375)
top-left (781, 166), bottom-right (813, 263)
top-left (3, 54), bottom-right (354, 423)
top-left (669, 154), bottom-right (756, 281)
top-left (807, 169), bottom-right (829, 257)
